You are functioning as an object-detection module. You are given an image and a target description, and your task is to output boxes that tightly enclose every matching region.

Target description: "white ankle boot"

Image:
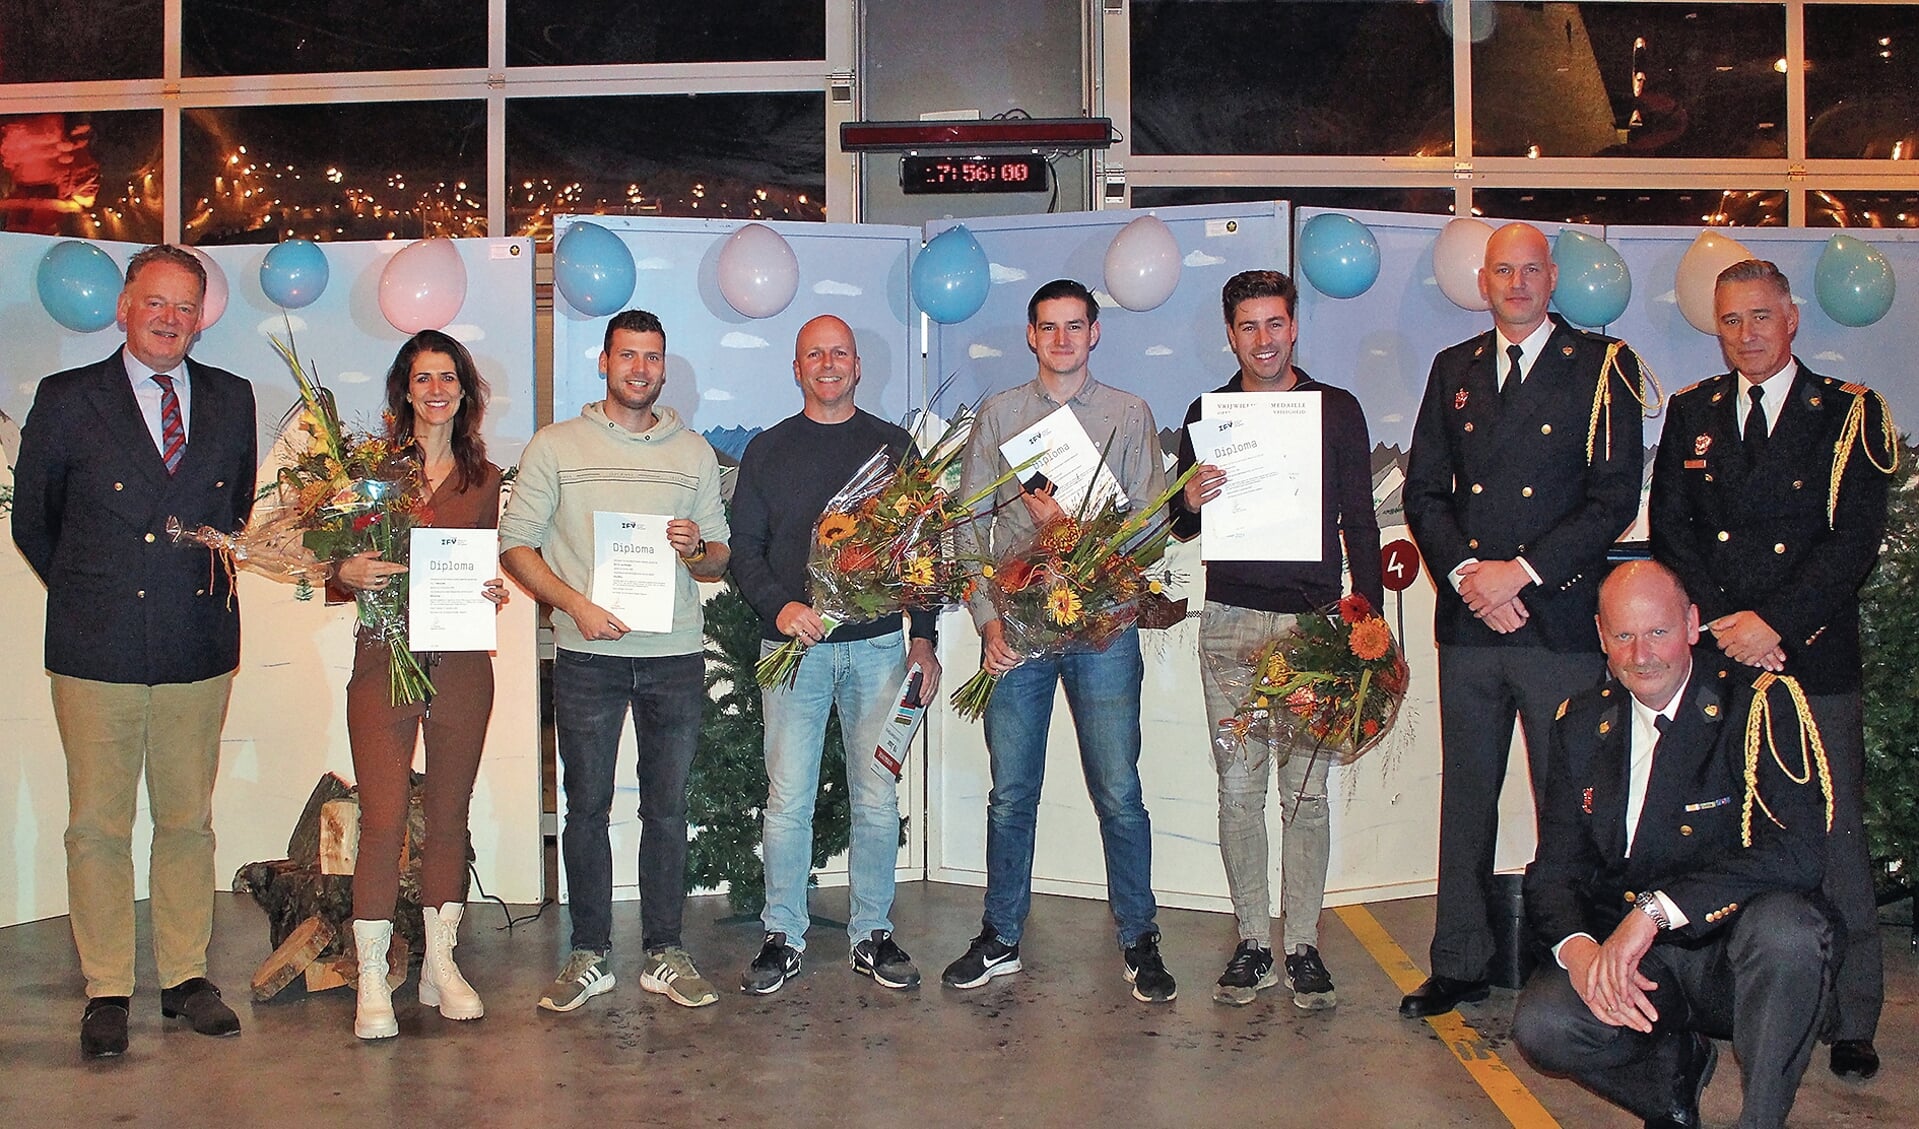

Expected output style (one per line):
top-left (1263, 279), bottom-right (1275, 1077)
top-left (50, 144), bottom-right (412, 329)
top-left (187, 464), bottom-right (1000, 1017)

top-left (419, 902), bottom-right (484, 1020)
top-left (352, 918), bottom-right (398, 1040)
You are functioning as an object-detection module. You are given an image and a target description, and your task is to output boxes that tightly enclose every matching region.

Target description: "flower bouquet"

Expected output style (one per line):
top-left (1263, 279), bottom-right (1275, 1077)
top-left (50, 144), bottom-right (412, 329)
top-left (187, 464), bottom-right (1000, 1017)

top-left (1207, 593), bottom-right (1409, 768)
top-left (947, 464), bottom-right (1199, 720)
top-left (754, 407), bottom-right (1031, 689)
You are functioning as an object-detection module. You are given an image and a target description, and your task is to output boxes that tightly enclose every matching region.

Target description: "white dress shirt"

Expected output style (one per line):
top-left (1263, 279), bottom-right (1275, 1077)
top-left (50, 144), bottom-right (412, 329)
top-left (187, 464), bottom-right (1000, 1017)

top-left (1737, 359), bottom-right (1796, 438)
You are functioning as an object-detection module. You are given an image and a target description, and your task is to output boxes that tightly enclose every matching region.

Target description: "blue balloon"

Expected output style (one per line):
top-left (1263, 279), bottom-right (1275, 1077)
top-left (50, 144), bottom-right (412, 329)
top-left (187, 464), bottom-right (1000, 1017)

top-left (553, 221), bottom-right (637, 316)
top-left (1296, 213), bottom-right (1379, 299)
top-left (912, 224), bottom-right (990, 324)
top-left (1815, 234), bottom-right (1896, 328)
top-left (260, 238), bottom-right (330, 309)
top-left (36, 240), bottom-right (123, 333)
top-left (1550, 229), bottom-right (1632, 328)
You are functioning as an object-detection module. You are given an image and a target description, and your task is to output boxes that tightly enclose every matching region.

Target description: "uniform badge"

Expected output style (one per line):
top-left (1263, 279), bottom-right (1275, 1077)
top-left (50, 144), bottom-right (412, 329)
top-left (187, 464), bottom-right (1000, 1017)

top-left (1562, 344), bottom-right (1575, 357)
top-left (1455, 389), bottom-right (1469, 411)
top-left (1581, 787), bottom-right (1594, 815)
top-left (1693, 434), bottom-right (1711, 456)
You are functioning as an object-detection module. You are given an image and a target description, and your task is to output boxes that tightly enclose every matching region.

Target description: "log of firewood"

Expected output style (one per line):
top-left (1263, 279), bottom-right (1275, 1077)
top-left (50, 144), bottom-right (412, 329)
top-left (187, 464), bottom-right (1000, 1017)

top-left (319, 798), bottom-right (360, 876)
top-left (251, 915), bottom-right (333, 1001)
top-left (287, 773), bottom-right (353, 866)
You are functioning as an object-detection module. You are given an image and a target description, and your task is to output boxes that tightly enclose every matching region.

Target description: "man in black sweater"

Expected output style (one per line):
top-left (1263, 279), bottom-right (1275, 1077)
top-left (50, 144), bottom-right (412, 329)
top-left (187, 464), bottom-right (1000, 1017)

top-left (1174, 269), bottom-right (1383, 1010)
top-left (730, 314), bottom-right (941, 995)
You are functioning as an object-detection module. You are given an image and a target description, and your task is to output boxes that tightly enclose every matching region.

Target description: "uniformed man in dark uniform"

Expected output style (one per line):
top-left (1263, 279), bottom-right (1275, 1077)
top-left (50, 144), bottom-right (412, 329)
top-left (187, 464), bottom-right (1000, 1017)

top-left (1649, 257), bottom-right (1895, 1081)
top-left (1402, 221), bottom-right (1647, 1018)
top-left (1513, 560), bottom-right (1832, 1129)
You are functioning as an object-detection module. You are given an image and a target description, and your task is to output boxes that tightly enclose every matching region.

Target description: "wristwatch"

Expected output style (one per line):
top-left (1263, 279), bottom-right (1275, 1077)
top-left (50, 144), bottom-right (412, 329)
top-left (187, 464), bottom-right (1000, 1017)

top-left (1636, 894), bottom-right (1671, 931)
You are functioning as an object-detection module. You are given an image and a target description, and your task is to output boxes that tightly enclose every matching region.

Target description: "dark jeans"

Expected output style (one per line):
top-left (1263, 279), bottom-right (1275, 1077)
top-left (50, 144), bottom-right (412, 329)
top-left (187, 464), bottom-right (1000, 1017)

top-left (553, 648), bottom-right (703, 954)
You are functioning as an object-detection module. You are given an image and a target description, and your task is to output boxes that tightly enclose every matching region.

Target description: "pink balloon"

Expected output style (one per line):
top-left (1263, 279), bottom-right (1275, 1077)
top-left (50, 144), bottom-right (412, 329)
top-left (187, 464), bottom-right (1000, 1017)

top-left (1432, 218), bottom-right (1493, 311)
top-left (378, 238), bottom-right (468, 333)
top-left (187, 246), bottom-right (229, 331)
top-left (715, 223), bottom-right (799, 319)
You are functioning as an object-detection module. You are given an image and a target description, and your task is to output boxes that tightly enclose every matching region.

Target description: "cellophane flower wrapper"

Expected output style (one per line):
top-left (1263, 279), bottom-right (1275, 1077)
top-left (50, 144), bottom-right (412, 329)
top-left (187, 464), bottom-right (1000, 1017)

top-left (1206, 594), bottom-right (1409, 768)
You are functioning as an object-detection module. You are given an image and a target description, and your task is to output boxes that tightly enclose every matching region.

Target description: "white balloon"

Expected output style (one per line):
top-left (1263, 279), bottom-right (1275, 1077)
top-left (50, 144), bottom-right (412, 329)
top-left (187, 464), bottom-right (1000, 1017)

top-left (186, 246), bottom-right (229, 331)
top-left (716, 223), bottom-right (800, 319)
top-left (1103, 214), bottom-right (1182, 312)
top-left (1432, 218), bottom-right (1494, 311)
top-left (1675, 230), bottom-right (1757, 335)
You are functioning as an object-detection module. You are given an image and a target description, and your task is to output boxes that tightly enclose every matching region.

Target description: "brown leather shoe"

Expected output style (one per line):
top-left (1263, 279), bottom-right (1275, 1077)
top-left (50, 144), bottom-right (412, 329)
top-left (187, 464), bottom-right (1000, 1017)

top-left (160, 977), bottom-right (241, 1037)
top-left (81, 996), bottom-right (130, 1058)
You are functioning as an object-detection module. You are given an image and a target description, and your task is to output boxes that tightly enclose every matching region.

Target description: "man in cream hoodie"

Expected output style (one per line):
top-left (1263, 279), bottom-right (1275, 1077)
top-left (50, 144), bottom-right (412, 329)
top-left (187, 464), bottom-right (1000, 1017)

top-left (502, 309), bottom-right (730, 1012)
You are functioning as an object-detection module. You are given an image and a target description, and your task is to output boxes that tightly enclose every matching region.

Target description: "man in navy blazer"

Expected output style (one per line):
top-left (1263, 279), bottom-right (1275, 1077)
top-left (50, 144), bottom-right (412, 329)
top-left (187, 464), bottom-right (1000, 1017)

top-left (1650, 258), bottom-right (1893, 1081)
top-left (1402, 221), bottom-right (1646, 1017)
top-left (12, 244), bottom-right (258, 1057)
top-left (1513, 561), bottom-right (1831, 1129)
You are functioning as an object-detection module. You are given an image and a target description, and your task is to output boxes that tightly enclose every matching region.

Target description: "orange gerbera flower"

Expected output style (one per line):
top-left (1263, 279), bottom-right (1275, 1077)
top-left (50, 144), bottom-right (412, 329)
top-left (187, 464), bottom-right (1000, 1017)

top-left (1338, 592), bottom-right (1374, 623)
top-left (817, 513), bottom-right (858, 546)
top-left (1349, 617), bottom-right (1392, 661)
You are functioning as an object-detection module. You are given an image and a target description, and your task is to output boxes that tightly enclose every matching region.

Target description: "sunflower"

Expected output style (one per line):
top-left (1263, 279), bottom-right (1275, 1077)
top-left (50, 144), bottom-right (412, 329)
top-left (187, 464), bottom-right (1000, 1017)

top-left (816, 512), bottom-right (858, 546)
top-left (902, 554), bottom-right (935, 587)
top-left (1262, 652), bottom-right (1293, 685)
top-left (1349, 617), bottom-right (1392, 662)
top-left (1045, 584), bottom-right (1084, 627)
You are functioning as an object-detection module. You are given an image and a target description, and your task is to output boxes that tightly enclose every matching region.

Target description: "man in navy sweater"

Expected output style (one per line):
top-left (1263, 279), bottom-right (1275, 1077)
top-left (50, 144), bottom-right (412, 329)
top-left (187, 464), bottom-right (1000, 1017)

top-left (730, 314), bottom-right (941, 994)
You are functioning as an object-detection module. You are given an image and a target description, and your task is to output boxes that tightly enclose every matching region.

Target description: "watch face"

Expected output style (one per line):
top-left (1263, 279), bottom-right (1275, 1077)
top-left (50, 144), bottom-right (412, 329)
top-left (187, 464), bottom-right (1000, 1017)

top-left (900, 155), bottom-right (1049, 195)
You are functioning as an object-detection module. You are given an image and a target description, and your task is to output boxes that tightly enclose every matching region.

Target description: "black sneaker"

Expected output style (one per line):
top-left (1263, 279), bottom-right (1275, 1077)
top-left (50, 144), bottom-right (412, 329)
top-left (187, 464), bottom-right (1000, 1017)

top-left (740, 932), bottom-right (802, 995)
top-left (1284, 944), bottom-right (1338, 1010)
top-left (1213, 940), bottom-right (1278, 1006)
top-left (850, 930), bottom-right (922, 990)
top-left (1123, 931), bottom-right (1177, 1003)
top-left (940, 927), bottom-right (1022, 988)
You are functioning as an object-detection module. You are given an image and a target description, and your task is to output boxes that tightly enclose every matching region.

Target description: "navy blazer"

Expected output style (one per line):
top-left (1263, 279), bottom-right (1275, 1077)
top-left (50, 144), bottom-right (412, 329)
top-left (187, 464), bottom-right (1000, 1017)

top-left (12, 348), bottom-right (258, 684)
top-left (1406, 315), bottom-right (1644, 652)
top-left (1524, 650), bottom-right (1827, 949)
top-left (1649, 362), bottom-right (1892, 695)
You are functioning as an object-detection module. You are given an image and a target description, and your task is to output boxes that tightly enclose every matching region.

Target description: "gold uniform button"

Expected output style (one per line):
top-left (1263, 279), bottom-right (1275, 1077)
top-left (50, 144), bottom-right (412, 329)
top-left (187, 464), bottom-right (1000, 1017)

top-left (196, 589), bottom-right (207, 597)
top-left (1717, 531), bottom-right (1730, 542)
top-left (144, 533), bottom-right (156, 543)
top-left (1774, 543), bottom-right (1786, 554)
top-left (114, 482), bottom-right (125, 491)
top-left (136, 590), bottom-right (146, 599)
top-left (215, 480), bottom-right (225, 488)
top-left (1792, 480), bottom-right (1804, 490)
top-left (1468, 539), bottom-right (1479, 550)
top-left (1521, 486), bottom-right (1534, 498)
top-left (1624, 891), bottom-right (1636, 903)
top-left (1471, 483), bottom-right (1483, 494)
top-left (1680, 825), bottom-right (1693, 836)
top-left (1540, 424), bottom-right (1552, 435)
top-left (1464, 422), bottom-right (1474, 432)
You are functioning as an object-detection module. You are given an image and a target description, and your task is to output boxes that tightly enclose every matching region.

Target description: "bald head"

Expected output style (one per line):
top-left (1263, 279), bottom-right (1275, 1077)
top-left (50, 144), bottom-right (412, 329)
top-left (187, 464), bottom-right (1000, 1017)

top-left (1597, 561), bottom-right (1700, 708)
top-left (1480, 222), bottom-right (1557, 340)
top-left (794, 314), bottom-right (862, 422)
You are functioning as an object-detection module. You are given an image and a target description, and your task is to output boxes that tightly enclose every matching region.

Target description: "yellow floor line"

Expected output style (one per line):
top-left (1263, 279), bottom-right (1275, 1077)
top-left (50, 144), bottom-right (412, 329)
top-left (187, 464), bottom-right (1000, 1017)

top-left (1335, 904), bottom-right (1563, 1129)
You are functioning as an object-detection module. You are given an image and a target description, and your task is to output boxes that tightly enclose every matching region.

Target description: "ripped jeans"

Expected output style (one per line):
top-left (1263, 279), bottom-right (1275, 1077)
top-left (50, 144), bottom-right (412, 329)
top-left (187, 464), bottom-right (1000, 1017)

top-left (1197, 602), bottom-right (1333, 953)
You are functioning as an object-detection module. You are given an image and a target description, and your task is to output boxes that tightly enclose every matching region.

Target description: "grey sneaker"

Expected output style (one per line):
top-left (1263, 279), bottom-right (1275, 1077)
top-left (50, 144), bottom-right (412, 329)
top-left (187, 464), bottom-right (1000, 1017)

top-left (1213, 939), bottom-right (1279, 1006)
top-left (741, 932), bottom-right (803, 995)
top-left (539, 949), bottom-right (614, 1013)
top-left (850, 930), bottom-right (921, 990)
top-left (1285, 945), bottom-right (1338, 1010)
top-left (640, 946), bottom-right (719, 1008)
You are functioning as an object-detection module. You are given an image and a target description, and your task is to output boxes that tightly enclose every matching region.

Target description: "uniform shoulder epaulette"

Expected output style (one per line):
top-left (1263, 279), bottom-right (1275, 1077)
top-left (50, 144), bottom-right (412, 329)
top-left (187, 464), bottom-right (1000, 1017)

top-left (1674, 376), bottom-right (1714, 398)
top-left (1841, 381), bottom-right (1870, 395)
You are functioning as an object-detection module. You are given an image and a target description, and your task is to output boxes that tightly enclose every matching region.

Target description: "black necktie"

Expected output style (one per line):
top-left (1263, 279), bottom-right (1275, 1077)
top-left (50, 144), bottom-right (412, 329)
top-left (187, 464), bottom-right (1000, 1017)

top-left (1743, 385), bottom-right (1768, 462)
top-left (1652, 713), bottom-right (1670, 742)
top-left (1501, 344), bottom-right (1525, 407)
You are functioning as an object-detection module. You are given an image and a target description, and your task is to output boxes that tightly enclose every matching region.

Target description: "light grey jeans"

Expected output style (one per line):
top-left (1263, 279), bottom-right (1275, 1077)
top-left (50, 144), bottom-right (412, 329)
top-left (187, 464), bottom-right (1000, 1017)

top-left (1197, 602), bottom-right (1332, 954)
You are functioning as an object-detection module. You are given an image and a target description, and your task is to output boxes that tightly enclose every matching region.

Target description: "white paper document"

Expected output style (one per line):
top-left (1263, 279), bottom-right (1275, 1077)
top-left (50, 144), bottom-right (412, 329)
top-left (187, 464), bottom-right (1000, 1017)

top-left (998, 403), bottom-right (1127, 515)
top-left (407, 528), bottom-right (499, 652)
top-left (1190, 392), bottom-right (1323, 562)
top-left (869, 663), bottom-right (930, 781)
top-left (590, 511), bottom-right (676, 634)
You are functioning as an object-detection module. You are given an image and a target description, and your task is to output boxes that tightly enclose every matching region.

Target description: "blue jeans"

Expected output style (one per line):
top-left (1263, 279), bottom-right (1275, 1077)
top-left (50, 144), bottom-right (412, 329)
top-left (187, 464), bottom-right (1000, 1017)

top-left (981, 626), bottom-right (1156, 949)
top-left (553, 648), bottom-right (704, 954)
top-left (759, 633), bottom-right (906, 948)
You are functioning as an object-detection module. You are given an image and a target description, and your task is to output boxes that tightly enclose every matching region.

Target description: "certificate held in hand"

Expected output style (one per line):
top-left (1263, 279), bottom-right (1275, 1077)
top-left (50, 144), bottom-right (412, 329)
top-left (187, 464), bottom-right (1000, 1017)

top-left (1190, 392), bottom-right (1322, 562)
top-left (591, 511), bottom-right (676, 634)
top-left (408, 528), bottom-right (499, 652)
top-left (999, 403), bottom-right (1127, 514)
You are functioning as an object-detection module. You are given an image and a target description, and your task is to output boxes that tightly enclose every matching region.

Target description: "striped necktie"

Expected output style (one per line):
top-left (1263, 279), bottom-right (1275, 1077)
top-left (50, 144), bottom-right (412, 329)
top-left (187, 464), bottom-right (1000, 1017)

top-left (153, 373), bottom-right (185, 474)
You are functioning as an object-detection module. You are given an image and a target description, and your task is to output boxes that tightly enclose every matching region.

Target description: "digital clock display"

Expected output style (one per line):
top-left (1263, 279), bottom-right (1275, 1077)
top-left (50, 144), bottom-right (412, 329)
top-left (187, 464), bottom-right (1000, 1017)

top-left (900, 155), bottom-right (1049, 195)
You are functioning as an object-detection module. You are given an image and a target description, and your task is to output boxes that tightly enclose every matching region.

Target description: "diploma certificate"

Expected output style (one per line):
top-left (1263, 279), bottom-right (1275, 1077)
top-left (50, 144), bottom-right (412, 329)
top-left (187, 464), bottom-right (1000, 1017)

top-left (998, 403), bottom-right (1127, 515)
top-left (407, 528), bottom-right (499, 652)
top-left (1191, 392), bottom-right (1323, 562)
top-left (591, 512), bottom-right (676, 634)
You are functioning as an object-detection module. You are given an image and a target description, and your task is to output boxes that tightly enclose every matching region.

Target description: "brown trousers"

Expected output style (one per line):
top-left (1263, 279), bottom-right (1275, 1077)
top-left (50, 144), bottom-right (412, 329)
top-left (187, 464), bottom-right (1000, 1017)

top-left (345, 637), bottom-right (494, 920)
top-left (51, 671), bottom-right (234, 998)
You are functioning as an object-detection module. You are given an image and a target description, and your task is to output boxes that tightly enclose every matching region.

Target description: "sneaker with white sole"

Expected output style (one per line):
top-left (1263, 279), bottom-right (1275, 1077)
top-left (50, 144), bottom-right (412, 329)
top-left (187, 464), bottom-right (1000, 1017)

top-left (940, 927), bottom-right (1021, 989)
top-left (1284, 945), bottom-right (1338, 1010)
top-left (741, 932), bottom-right (803, 995)
top-left (850, 930), bottom-right (921, 990)
top-left (1123, 931), bottom-right (1177, 1003)
top-left (1213, 939), bottom-right (1279, 1006)
top-left (539, 949), bottom-right (614, 1013)
top-left (640, 946), bottom-right (719, 1008)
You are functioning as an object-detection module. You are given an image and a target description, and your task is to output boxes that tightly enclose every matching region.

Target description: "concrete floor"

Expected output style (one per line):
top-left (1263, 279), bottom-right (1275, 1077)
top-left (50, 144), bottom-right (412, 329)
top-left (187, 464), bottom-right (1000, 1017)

top-left (0, 883), bottom-right (1910, 1128)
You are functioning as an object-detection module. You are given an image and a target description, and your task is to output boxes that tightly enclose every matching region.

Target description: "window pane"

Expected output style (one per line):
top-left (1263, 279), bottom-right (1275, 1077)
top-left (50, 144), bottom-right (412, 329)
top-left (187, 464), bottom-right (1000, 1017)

top-left (1474, 188), bottom-right (1785, 227)
top-left (182, 1), bottom-right (485, 76)
top-left (1472, 3), bottom-right (1785, 159)
top-left (1809, 190), bottom-right (1919, 227)
top-left (1131, 1), bottom-right (1452, 156)
top-left (1, 111), bottom-right (163, 242)
top-left (0, 0), bottom-right (162, 82)
top-left (1132, 186), bottom-right (1456, 215)
top-left (507, 1), bottom-right (824, 66)
top-left (506, 94), bottom-right (824, 243)
top-left (182, 103), bottom-right (486, 245)
top-left (1805, 4), bottom-right (1919, 159)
